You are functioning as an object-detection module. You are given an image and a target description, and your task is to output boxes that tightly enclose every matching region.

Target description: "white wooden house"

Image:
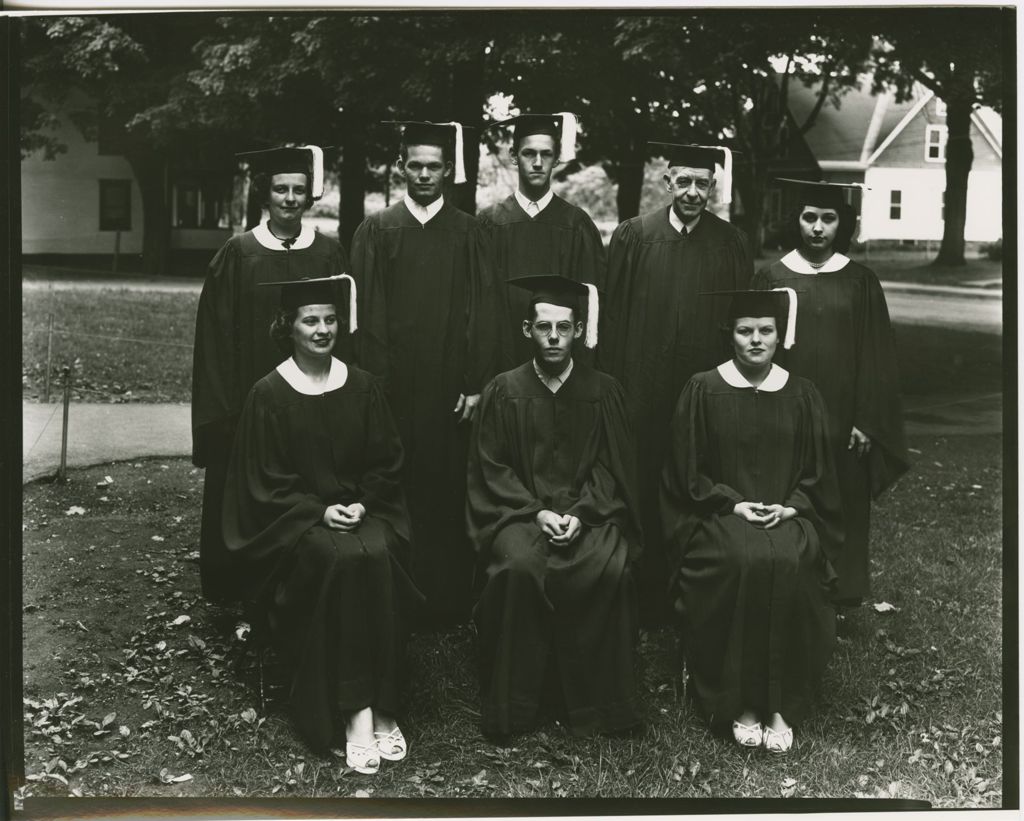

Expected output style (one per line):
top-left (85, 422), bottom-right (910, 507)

top-left (779, 76), bottom-right (1003, 244)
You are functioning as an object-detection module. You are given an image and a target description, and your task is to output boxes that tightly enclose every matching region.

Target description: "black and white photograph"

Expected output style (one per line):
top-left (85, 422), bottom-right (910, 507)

top-left (4, 3), bottom-right (1013, 815)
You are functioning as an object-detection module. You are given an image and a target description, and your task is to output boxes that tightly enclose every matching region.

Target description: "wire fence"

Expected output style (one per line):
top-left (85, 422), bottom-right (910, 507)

top-left (24, 313), bottom-right (194, 479)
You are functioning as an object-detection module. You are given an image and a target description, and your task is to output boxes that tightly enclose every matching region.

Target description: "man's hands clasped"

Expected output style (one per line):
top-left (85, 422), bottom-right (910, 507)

top-left (732, 501), bottom-right (797, 529)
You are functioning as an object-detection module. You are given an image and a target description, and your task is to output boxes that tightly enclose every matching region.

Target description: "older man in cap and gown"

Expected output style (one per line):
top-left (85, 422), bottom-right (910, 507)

top-left (600, 142), bottom-right (753, 623)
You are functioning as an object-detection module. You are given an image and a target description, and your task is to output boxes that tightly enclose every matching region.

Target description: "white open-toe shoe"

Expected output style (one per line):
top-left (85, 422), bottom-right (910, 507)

top-left (732, 719), bottom-right (764, 748)
top-left (763, 724), bottom-right (794, 754)
top-left (374, 726), bottom-right (408, 762)
top-left (345, 741), bottom-right (381, 774)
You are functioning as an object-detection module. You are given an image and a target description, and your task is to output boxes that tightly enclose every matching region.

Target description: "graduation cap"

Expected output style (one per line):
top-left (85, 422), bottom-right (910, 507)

top-left (508, 274), bottom-right (600, 349)
top-left (703, 288), bottom-right (799, 350)
top-left (383, 120), bottom-right (470, 184)
top-left (258, 274), bottom-right (358, 332)
top-left (776, 178), bottom-right (866, 210)
top-left (486, 112), bottom-right (580, 163)
top-left (650, 141), bottom-right (735, 205)
top-left (235, 145), bottom-right (327, 200)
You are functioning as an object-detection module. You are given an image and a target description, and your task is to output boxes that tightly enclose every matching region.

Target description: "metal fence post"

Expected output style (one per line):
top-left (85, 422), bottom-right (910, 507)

top-left (43, 313), bottom-right (54, 403)
top-left (57, 365), bottom-right (71, 483)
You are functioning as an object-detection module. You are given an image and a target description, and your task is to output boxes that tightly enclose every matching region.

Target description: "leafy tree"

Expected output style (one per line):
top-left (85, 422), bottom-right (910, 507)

top-left (870, 7), bottom-right (1005, 265)
top-left (20, 14), bottom-right (239, 275)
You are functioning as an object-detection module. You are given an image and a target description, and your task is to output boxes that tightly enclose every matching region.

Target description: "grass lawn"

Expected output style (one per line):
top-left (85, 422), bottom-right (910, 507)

top-left (18, 428), bottom-right (1004, 807)
top-left (860, 250), bottom-right (1002, 288)
top-left (22, 288), bottom-right (199, 404)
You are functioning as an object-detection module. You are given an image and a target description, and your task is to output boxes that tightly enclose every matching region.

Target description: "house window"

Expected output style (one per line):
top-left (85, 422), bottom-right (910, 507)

top-left (889, 190), bottom-right (902, 221)
top-left (98, 180), bottom-right (132, 231)
top-left (925, 125), bottom-right (948, 162)
top-left (174, 183), bottom-right (226, 229)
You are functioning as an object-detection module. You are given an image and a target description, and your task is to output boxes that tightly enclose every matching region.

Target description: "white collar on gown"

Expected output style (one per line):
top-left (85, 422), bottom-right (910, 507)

top-left (252, 220), bottom-right (316, 250)
top-left (780, 249), bottom-right (850, 274)
top-left (514, 188), bottom-right (555, 217)
top-left (717, 360), bottom-right (789, 392)
top-left (403, 194), bottom-right (444, 225)
top-left (276, 356), bottom-right (349, 395)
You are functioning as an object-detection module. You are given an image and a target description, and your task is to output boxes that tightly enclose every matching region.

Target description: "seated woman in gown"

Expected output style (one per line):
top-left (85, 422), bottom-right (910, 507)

top-left (660, 288), bottom-right (843, 754)
top-left (222, 275), bottom-right (422, 774)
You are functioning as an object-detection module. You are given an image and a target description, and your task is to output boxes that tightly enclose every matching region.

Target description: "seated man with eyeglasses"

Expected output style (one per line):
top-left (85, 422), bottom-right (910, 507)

top-left (467, 275), bottom-right (643, 740)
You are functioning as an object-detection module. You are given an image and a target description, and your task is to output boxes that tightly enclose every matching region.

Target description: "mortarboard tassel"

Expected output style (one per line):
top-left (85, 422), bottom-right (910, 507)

top-left (324, 273), bottom-right (358, 332)
top-left (299, 145), bottom-right (325, 200)
top-left (446, 121), bottom-right (466, 184)
top-left (584, 282), bottom-right (599, 349)
top-left (772, 286), bottom-right (797, 349)
top-left (555, 112), bottom-right (578, 163)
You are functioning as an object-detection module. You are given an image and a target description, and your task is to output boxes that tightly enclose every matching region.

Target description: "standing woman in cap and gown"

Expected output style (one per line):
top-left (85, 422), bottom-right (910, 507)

top-left (752, 180), bottom-right (908, 606)
top-left (468, 275), bottom-right (643, 738)
top-left (600, 142), bottom-right (753, 624)
top-left (222, 277), bottom-right (421, 774)
top-left (192, 145), bottom-right (352, 605)
top-left (660, 289), bottom-right (843, 753)
top-left (350, 121), bottom-right (499, 626)
top-left (476, 112), bottom-right (605, 371)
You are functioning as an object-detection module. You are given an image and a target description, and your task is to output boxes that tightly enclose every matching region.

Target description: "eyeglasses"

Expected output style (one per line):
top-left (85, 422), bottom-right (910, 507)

top-left (530, 321), bottom-right (576, 337)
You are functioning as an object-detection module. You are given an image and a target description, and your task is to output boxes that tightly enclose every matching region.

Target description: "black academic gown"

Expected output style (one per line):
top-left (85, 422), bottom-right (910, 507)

top-left (467, 361), bottom-right (643, 736)
top-left (477, 194), bottom-right (605, 370)
top-left (350, 199), bottom-right (499, 624)
top-left (752, 256), bottom-right (909, 602)
top-left (222, 361), bottom-right (421, 751)
top-left (599, 207), bottom-right (753, 622)
top-left (191, 226), bottom-right (350, 603)
top-left (660, 364), bottom-right (843, 728)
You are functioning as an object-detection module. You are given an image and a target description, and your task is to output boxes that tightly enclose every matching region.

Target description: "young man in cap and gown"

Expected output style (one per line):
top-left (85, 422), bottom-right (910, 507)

top-left (752, 179), bottom-right (908, 605)
top-left (599, 142), bottom-right (753, 623)
top-left (192, 145), bottom-right (351, 604)
top-left (468, 275), bottom-right (643, 739)
top-left (350, 121), bottom-right (499, 625)
top-left (477, 112), bottom-right (605, 370)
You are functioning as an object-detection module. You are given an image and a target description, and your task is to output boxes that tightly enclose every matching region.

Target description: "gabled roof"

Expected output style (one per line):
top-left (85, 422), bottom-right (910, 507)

top-left (782, 72), bottom-right (1002, 168)
top-left (783, 74), bottom-right (920, 166)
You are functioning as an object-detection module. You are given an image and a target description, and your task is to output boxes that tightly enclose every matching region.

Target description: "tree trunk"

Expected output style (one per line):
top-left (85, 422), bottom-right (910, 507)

top-left (614, 160), bottom-right (645, 222)
top-left (126, 151), bottom-right (171, 277)
top-left (933, 97), bottom-right (973, 266)
top-left (740, 161), bottom-right (768, 260)
top-left (449, 50), bottom-right (486, 216)
top-left (337, 126), bottom-right (367, 251)
top-left (245, 186), bottom-right (263, 231)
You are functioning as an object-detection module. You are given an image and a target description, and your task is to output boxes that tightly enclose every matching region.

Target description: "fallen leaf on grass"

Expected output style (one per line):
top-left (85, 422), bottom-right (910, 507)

top-left (65, 506), bottom-right (86, 516)
top-left (151, 536), bottom-right (165, 542)
top-left (96, 476), bottom-right (114, 488)
top-left (158, 768), bottom-right (192, 784)
top-left (781, 776), bottom-right (798, 798)
top-left (353, 789), bottom-right (371, 798)
top-left (872, 602), bottom-right (899, 614)
top-left (169, 615), bottom-right (191, 627)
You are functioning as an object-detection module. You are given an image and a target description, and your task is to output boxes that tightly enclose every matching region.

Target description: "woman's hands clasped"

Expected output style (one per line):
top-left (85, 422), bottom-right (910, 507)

top-left (732, 501), bottom-right (797, 530)
top-left (536, 510), bottom-right (582, 547)
top-left (323, 502), bottom-right (366, 532)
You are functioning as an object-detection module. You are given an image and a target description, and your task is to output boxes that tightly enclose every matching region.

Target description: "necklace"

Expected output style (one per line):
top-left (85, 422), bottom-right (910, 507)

top-left (806, 258), bottom-right (828, 269)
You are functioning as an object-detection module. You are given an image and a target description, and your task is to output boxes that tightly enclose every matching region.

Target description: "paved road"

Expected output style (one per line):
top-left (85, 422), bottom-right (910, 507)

top-left (23, 271), bottom-right (1002, 333)
top-left (886, 288), bottom-right (1001, 334)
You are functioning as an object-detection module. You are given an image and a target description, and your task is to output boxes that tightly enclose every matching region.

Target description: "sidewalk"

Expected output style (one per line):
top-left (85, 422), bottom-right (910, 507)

top-left (23, 402), bottom-right (192, 484)
top-left (22, 389), bottom-right (1001, 485)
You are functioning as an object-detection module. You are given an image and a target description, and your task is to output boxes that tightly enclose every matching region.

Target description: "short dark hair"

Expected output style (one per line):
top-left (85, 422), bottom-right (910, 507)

top-left (783, 201), bottom-right (857, 254)
top-left (512, 132), bottom-right (561, 157)
top-left (251, 171), bottom-right (314, 209)
top-left (399, 141), bottom-right (450, 165)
